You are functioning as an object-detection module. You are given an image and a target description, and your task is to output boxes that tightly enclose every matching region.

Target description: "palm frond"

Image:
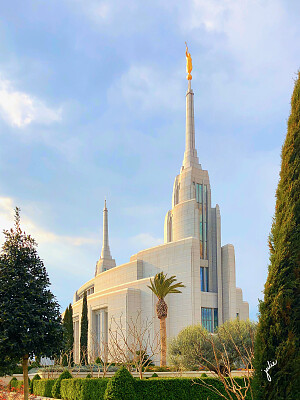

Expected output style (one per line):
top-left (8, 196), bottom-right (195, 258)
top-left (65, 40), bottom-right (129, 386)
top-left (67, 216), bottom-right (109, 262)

top-left (147, 271), bottom-right (185, 300)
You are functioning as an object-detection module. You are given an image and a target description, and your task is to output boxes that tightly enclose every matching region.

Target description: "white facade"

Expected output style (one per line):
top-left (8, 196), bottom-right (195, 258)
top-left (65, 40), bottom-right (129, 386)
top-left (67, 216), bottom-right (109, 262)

top-left (72, 78), bottom-right (249, 364)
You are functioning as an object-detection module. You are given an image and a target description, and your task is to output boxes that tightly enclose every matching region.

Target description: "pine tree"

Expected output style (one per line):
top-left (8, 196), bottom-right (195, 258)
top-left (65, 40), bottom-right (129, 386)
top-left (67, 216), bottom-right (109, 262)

top-left (62, 303), bottom-right (74, 365)
top-left (253, 72), bottom-right (300, 399)
top-left (80, 291), bottom-right (88, 364)
top-left (0, 208), bottom-right (63, 400)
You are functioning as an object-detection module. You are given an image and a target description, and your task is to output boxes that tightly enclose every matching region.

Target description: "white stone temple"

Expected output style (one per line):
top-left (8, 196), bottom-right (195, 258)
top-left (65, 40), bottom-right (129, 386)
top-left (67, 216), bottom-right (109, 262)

top-left (71, 73), bottom-right (249, 364)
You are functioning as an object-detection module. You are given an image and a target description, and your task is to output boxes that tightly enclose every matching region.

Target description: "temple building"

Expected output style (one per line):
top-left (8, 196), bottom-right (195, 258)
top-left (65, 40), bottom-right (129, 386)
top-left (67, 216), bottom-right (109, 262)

top-left (71, 52), bottom-right (249, 364)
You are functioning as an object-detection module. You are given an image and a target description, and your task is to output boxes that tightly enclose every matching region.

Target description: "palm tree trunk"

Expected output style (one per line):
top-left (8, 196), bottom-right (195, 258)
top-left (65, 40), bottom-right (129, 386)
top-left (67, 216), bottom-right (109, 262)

top-left (160, 317), bottom-right (167, 366)
top-left (22, 354), bottom-right (29, 400)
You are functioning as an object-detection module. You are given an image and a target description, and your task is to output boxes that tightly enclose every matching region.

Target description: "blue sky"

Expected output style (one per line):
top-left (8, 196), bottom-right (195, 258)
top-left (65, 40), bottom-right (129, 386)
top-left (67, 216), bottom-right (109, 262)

top-left (0, 0), bottom-right (299, 320)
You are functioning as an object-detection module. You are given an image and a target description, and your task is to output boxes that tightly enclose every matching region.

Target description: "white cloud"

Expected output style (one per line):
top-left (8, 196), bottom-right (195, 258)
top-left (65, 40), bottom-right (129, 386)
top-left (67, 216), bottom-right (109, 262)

top-left (108, 65), bottom-right (183, 113)
top-left (129, 233), bottom-right (163, 249)
top-left (0, 78), bottom-right (62, 128)
top-left (0, 197), bottom-right (98, 276)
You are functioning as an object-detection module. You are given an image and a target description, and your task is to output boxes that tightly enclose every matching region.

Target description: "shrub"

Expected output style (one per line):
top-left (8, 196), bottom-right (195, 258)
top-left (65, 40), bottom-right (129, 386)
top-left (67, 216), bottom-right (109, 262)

top-left (104, 367), bottom-right (136, 400)
top-left (201, 373), bottom-right (208, 377)
top-left (86, 374), bottom-right (92, 378)
top-left (151, 373), bottom-right (158, 378)
top-left (52, 370), bottom-right (73, 398)
top-left (33, 379), bottom-right (56, 397)
top-left (8, 377), bottom-right (18, 390)
top-left (10, 379), bottom-right (30, 391)
top-left (134, 377), bottom-right (252, 400)
top-left (30, 374), bottom-right (41, 394)
top-left (61, 378), bottom-right (109, 400)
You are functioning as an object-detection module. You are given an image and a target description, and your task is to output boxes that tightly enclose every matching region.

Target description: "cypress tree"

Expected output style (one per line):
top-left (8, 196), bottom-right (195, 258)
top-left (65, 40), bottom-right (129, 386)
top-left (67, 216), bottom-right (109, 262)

top-left (253, 72), bottom-right (300, 399)
top-left (80, 291), bottom-right (88, 365)
top-left (62, 303), bottom-right (74, 365)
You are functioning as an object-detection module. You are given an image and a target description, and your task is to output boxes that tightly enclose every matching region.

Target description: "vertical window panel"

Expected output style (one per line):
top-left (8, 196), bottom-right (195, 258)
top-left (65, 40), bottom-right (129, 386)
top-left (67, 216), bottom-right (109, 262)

top-left (200, 267), bottom-right (204, 291)
top-left (214, 309), bottom-right (218, 332)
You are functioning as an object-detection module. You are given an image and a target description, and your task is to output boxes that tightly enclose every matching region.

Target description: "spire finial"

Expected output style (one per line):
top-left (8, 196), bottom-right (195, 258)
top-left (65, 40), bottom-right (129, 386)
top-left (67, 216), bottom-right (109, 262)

top-left (185, 42), bottom-right (192, 81)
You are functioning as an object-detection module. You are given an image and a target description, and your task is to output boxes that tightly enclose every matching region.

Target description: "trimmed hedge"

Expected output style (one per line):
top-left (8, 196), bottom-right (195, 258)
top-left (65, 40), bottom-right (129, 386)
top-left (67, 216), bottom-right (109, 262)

top-left (59, 376), bottom-right (252, 400)
top-left (134, 377), bottom-right (252, 400)
top-left (33, 379), bottom-right (56, 397)
top-left (30, 374), bottom-right (41, 394)
top-left (104, 367), bottom-right (136, 400)
top-left (52, 370), bottom-right (73, 398)
top-left (61, 378), bottom-right (109, 400)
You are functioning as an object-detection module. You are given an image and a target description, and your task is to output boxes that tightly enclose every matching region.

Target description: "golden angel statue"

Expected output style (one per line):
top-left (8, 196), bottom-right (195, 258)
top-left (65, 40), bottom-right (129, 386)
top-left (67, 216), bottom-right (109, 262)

top-left (185, 42), bottom-right (192, 80)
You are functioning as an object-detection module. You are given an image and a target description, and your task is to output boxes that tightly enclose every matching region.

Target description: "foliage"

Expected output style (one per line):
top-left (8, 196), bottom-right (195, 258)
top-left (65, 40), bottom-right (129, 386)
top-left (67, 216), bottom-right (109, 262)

top-left (62, 304), bottom-right (74, 366)
top-left (168, 324), bottom-right (214, 370)
top-left (9, 379), bottom-right (30, 391)
top-left (80, 291), bottom-right (88, 365)
top-left (52, 370), bottom-right (73, 398)
top-left (216, 319), bottom-right (257, 369)
top-left (253, 72), bottom-right (300, 400)
top-left (47, 376), bottom-right (252, 400)
top-left (169, 320), bottom-right (256, 372)
top-left (151, 373), bottom-right (158, 378)
top-left (134, 377), bottom-right (252, 400)
top-left (8, 377), bottom-right (18, 390)
top-left (104, 367), bottom-right (136, 400)
top-left (29, 374), bottom-right (41, 394)
top-left (33, 379), bottom-right (56, 397)
top-left (147, 272), bottom-right (185, 301)
top-left (61, 378), bottom-right (109, 400)
top-left (0, 208), bottom-right (63, 400)
top-left (95, 357), bottom-right (102, 364)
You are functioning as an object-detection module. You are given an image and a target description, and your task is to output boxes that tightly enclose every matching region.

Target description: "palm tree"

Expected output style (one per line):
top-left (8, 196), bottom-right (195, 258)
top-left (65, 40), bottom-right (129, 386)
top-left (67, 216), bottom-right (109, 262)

top-left (148, 272), bottom-right (185, 366)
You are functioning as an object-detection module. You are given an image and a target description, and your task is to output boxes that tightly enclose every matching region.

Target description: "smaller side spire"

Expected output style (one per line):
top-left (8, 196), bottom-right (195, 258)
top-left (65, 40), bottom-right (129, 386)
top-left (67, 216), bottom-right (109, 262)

top-left (95, 199), bottom-right (116, 275)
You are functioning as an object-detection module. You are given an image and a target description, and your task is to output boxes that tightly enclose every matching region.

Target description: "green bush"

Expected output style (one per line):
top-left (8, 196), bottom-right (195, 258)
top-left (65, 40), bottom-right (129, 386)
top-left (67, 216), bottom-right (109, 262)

top-left (134, 377), bottom-right (252, 400)
top-left (33, 379), bottom-right (56, 397)
top-left (61, 378), bottom-right (109, 400)
top-left (54, 375), bottom-right (252, 400)
top-left (30, 374), bottom-right (41, 394)
top-left (10, 378), bottom-right (30, 391)
top-left (151, 373), bottom-right (158, 378)
top-left (104, 367), bottom-right (136, 400)
top-left (52, 370), bottom-right (73, 398)
top-left (201, 373), bottom-right (208, 377)
top-left (8, 377), bottom-right (18, 390)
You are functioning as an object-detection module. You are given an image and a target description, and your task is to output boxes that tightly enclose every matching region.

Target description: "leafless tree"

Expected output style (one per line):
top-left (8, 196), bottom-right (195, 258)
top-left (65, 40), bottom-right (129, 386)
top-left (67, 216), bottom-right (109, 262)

top-left (109, 312), bottom-right (160, 379)
top-left (88, 333), bottom-right (114, 378)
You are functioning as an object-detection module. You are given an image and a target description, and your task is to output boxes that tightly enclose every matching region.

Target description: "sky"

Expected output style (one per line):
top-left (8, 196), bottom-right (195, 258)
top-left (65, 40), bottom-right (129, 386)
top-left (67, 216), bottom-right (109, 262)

top-left (0, 0), bottom-right (299, 321)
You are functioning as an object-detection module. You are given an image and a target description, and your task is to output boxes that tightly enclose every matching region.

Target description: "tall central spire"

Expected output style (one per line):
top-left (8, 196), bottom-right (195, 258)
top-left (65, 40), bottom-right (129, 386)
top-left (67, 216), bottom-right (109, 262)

top-left (95, 199), bottom-right (116, 275)
top-left (182, 44), bottom-right (200, 170)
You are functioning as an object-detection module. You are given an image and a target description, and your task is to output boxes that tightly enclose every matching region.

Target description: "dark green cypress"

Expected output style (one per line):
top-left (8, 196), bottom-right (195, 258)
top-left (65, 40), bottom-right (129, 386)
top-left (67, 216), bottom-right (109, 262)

top-left (80, 291), bottom-right (88, 365)
top-left (253, 72), bottom-right (300, 399)
top-left (62, 303), bottom-right (74, 365)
